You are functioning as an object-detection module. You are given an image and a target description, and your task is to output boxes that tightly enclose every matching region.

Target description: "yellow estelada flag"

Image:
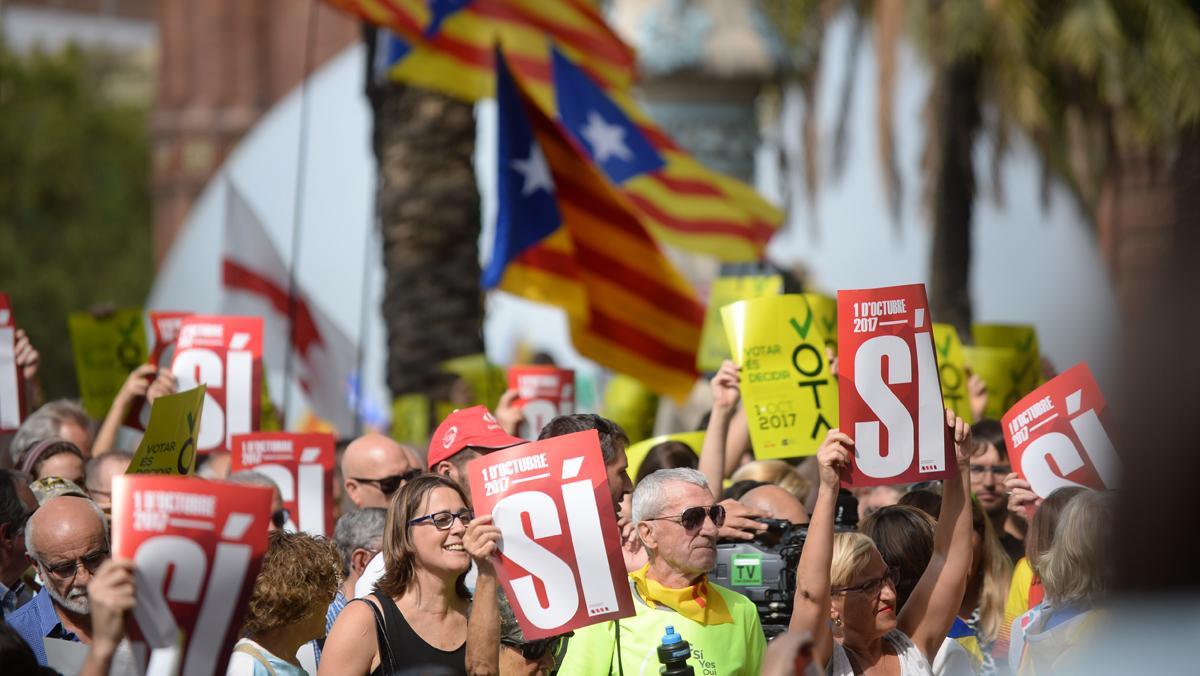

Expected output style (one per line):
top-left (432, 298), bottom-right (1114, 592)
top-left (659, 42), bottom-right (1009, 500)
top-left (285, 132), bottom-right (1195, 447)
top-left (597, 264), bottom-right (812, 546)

top-left (722, 295), bottom-right (837, 459)
top-left (932, 324), bottom-right (973, 423)
top-left (128, 386), bottom-right (206, 475)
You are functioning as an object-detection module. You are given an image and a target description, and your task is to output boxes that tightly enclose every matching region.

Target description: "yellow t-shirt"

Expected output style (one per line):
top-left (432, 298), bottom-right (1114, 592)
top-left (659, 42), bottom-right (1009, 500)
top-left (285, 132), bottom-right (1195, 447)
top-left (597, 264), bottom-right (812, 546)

top-left (557, 579), bottom-right (765, 676)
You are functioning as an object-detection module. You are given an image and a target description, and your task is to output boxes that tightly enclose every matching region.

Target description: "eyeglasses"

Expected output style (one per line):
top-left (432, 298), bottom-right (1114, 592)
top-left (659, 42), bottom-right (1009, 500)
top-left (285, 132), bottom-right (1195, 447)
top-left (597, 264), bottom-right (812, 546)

top-left (831, 566), bottom-right (900, 597)
top-left (502, 632), bottom-right (572, 660)
top-left (352, 469), bottom-right (423, 496)
top-left (271, 508), bottom-right (291, 530)
top-left (643, 505), bottom-right (726, 535)
top-left (968, 464), bottom-right (1011, 479)
top-left (408, 509), bottom-right (474, 530)
top-left (39, 548), bottom-right (110, 582)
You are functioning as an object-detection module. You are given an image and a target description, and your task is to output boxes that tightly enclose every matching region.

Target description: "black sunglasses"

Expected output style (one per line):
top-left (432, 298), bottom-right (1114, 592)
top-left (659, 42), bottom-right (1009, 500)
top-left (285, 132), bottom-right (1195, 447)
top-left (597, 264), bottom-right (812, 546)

top-left (271, 508), bottom-right (291, 530)
top-left (502, 632), bottom-right (571, 660)
top-left (352, 468), bottom-right (423, 496)
top-left (643, 504), bottom-right (726, 534)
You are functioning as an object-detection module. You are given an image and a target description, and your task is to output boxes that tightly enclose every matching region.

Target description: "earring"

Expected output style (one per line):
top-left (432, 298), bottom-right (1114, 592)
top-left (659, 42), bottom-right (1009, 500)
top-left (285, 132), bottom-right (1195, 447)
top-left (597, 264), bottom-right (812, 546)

top-left (834, 617), bottom-right (843, 627)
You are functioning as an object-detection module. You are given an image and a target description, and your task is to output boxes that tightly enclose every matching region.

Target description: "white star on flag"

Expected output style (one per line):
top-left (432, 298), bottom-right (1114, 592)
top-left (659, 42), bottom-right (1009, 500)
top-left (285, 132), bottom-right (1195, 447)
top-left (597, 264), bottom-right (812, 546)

top-left (580, 111), bottom-right (633, 163)
top-left (511, 143), bottom-right (554, 197)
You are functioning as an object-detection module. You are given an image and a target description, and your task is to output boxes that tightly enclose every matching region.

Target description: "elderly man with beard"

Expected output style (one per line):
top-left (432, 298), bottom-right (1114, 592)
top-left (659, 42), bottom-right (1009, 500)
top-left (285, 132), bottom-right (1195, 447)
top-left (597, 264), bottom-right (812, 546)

top-left (558, 468), bottom-right (765, 675)
top-left (6, 495), bottom-right (109, 666)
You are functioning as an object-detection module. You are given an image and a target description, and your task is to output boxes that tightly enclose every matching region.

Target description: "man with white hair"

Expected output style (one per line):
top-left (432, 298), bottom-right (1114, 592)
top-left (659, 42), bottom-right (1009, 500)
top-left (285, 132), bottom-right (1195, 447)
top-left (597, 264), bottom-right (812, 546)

top-left (559, 468), bottom-right (766, 675)
top-left (6, 495), bottom-right (109, 666)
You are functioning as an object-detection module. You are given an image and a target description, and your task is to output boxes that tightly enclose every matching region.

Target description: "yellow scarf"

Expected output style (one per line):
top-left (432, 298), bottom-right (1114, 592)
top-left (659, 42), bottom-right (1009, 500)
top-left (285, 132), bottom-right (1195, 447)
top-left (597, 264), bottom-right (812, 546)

top-left (629, 564), bottom-right (734, 625)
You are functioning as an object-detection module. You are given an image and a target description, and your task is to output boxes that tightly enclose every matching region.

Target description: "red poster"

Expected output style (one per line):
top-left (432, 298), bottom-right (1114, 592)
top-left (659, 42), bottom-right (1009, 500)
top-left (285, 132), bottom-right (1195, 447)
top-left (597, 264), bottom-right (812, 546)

top-left (0, 293), bottom-right (26, 433)
top-left (231, 432), bottom-right (336, 536)
top-left (171, 315), bottom-right (263, 453)
top-left (837, 284), bottom-right (953, 486)
top-left (1002, 362), bottom-right (1120, 497)
top-left (508, 366), bottom-right (575, 439)
top-left (126, 311), bottom-right (192, 431)
top-left (111, 474), bottom-right (272, 676)
top-left (468, 430), bottom-right (633, 639)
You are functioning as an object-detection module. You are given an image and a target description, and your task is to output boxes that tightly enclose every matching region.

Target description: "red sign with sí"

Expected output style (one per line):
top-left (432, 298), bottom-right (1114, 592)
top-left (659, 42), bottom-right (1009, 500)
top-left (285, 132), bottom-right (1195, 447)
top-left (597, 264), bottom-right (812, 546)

top-left (126, 310), bottom-right (193, 431)
top-left (1002, 362), bottom-right (1120, 497)
top-left (111, 474), bottom-right (272, 676)
top-left (468, 430), bottom-right (633, 639)
top-left (171, 315), bottom-right (263, 453)
top-left (508, 366), bottom-right (575, 439)
top-left (231, 432), bottom-right (336, 536)
top-left (0, 293), bottom-right (26, 433)
top-left (837, 284), bottom-right (953, 486)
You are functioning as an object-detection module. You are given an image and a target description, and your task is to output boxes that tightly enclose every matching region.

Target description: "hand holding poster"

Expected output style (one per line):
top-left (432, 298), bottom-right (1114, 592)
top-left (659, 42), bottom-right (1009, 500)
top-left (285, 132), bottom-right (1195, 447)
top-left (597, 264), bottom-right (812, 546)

top-left (1002, 362), bottom-right (1120, 497)
top-left (125, 311), bottom-right (191, 431)
top-left (932, 323), bottom-right (973, 423)
top-left (696, 273), bottom-right (783, 372)
top-left (68, 308), bottom-right (148, 419)
top-left (231, 432), bottom-right (336, 536)
top-left (0, 293), bottom-right (25, 432)
top-left (468, 430), bottom-right (633, 639)
top-left (171, 315), bottom-right (263, 453)
top-left (722, 294), bottom-right (837, 459)
top-left (128, 386), bottom-right (206, 475)
top-left (837, 284), bottom-right (953, 486)
top-left (112, 474), bottom-right (272, 676)
top-left (508, 365), bottom-right (575, 440)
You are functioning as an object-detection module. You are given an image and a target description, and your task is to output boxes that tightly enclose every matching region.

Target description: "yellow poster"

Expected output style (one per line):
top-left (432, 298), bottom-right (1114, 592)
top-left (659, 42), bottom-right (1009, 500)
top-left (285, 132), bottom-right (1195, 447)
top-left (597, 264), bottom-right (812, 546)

top-left (722, 294), bottom-right (837, 459)
top-left (973, 323), bottom-right (1042, 393)
top-left (932, 324), bottom-right (973, 423)
top-left (128, 386), bottom-right (206, 475)
top-left (961, 346), bottom-right (1022, 421)
top-left (801, 292), bottom-right (838, 352)
top-left (625, 431), bottom-right (706, 482)
top-left (68, 309), bottom-right (148, 418)
top-left (696, 274), bottom-right (783, 372)
top-left (440, 353), bottom-right (508, 419)
top-left (391, 393), bottom-right (431, 446)
top-left (602, 374), bottom-right (659, 444)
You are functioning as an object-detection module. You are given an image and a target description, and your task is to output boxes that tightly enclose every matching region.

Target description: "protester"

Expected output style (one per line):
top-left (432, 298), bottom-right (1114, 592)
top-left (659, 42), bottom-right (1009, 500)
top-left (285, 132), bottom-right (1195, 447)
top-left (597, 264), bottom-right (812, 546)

top-left (312, 507), bottom-right (385, 666)
top-left (321, 475), bottom-right (475, 675)
top-left (790, 413), bottom-right (973, 674)
top-left (341, 433), bottom-right (422, 510)
top-left (227, 470), bottom-right (288, 532)
top-left (18, 438), bottom-right (87, 485)
top-left (228, 531), bottom-right (341, 675)
top-left (11, 400), bottom-right (93, 461)
top-left (432, 406), bottom-right (527, 493)
top-left (538, 413), bottom-right (631, 508)
top-left (29, 476), bottom-right (90, 505)
top-left (855, 484), bottom-right (904, 521)
top-left (961, 499), bottom-right (1013, 674)
top-left (0, 621), bottom-right (51, 675)
top-left (0, 469), bottom-right (37, 619)
top-left (7, 495), bottom-right (110, 665)
top-left (738, 483), bottom-right (809, 524)
top-left (79, 558), bottom-right (136, 676)
top-left (83, 450), bottom-right (132, 513)
top-left (729, 461), bottom-right (812, 505)
top-left (559, 468), bottom-right (766, 675)
top-left (969, 420), bottom-right (1024, 562)
top-left (93, 364), bottom-right (176, 455)
top-left (634, 439), bottom-right (697, 485)
top-left (1008, 490), bottom-right (1115, 673)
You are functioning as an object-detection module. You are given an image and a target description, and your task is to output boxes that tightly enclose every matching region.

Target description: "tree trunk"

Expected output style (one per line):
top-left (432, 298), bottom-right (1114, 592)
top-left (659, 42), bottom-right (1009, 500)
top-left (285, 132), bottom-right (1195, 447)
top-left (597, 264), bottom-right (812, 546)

top-left (928, 57), bottom-right (982, 339)
top-left (365, 29), bottom-right (484, 400)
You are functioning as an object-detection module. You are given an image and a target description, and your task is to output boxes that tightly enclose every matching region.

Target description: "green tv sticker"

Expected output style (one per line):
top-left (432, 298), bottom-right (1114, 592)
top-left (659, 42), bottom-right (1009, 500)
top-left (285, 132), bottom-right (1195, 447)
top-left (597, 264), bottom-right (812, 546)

top-left (731, 553), bottom-right (763, 586)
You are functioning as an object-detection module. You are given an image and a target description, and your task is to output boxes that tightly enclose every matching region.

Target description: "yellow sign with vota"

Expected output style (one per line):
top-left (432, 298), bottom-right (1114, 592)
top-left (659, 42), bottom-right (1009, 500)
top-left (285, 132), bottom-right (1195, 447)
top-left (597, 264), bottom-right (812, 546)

top-left (68, 309), bottom-right (148, 418)
top-left (961, 346), bottom-right (1022, 421)
top-left (932, 324), bottom-right (973, 423)
top-left (972, 323), bottom-right (1042, 393)
top-left (696, 273), bottom-right (783, 372)
top-left (128, 385), bottom-right (206, 475)
top-left (801, 292), bottom-right (838, 352)
top-left (722, 294), bottom-right (836, 459)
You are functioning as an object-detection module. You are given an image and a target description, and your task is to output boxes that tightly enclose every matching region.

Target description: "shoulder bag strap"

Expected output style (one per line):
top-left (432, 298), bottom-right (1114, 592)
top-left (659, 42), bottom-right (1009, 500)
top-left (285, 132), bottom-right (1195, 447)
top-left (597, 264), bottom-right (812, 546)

top-left (354, 597), bottom-right (399, 676)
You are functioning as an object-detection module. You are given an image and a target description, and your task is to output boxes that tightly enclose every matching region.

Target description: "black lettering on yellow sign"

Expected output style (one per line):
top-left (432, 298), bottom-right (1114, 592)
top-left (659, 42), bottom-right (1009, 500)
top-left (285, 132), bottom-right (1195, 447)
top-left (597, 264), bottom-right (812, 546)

top-left (791, 342), bottom-right (832, 439)
top-left (177, 411), bottom-right (196, 475)
top-left (115, 315), bottom-right (144, 371)
top-left (940, 362), bottom-right (964, 413)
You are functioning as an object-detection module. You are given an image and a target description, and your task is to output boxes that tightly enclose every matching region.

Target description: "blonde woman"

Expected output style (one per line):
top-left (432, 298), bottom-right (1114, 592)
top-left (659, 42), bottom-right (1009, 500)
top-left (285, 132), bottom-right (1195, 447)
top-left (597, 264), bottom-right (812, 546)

top-left (959, 500), bottom-right (1012, 674)
top-left (730, 460), bottom-right (812, 504)
top-left (790, 412), bottom-right (975, 675)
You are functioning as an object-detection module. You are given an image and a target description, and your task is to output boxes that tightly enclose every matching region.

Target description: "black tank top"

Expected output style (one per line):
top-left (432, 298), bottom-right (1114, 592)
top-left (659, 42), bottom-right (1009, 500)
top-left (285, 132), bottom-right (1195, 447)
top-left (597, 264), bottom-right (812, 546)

top-left (365, 590), bottom-right (467, 676)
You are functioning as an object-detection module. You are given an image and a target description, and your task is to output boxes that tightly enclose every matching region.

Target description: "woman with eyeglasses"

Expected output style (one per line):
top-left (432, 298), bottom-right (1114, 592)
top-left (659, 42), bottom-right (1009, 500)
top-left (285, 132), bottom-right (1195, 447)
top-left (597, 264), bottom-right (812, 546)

top-left (320, 475), bottom-right (480, 675)
top-left (790, 412), bottom-right (975, 675)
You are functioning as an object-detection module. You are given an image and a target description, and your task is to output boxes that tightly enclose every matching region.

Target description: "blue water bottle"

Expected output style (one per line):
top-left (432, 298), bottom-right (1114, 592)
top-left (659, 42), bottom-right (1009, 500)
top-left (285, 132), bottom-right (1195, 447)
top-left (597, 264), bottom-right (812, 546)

top-left (656, 625), bottom-right (695, 675)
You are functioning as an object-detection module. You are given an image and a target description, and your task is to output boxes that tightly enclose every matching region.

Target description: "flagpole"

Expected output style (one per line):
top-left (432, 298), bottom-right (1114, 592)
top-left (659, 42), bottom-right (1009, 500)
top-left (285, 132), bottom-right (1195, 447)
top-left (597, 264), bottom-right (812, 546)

top-left (283, 0), bottom-right (320, 428)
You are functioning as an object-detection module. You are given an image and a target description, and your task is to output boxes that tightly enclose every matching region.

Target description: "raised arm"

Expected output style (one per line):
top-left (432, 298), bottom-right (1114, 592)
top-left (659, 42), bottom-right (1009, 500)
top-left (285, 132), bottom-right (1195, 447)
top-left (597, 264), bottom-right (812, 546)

top-left (93, 364), bottom-right (156, 455)
top-left (900, 410), bottom-right (974, 659)
top-left (698, 360), bottom-right (740, 501)
top-left (790, 429), bottom-right (853, 667)
top-left (464, 515), bottom-right (503, 676)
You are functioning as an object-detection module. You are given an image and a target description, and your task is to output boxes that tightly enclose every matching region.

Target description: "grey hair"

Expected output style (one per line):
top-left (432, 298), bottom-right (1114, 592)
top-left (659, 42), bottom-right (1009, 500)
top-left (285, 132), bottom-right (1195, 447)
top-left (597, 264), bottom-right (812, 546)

top-left (85, 451), bottom-right (134, 490)
top-left (333, 508), bottom-right (386, 577)
top-left (225, 470), bottom-right (281, 491)
top-left (1039, 490), bottom-right (1117, 607)
top-left (631, 468), bottom-right (710, 523)
top-left (11, 400), bottom-right (91, 464)
top-left (25, 495), bottom-right (109, 561)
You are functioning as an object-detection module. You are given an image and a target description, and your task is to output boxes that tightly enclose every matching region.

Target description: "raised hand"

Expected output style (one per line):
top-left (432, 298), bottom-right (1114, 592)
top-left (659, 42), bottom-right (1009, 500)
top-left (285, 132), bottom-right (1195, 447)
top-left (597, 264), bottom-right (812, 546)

top-left (494, 388), bottom-right (525, 437)
top-left (968, 370), bottom-right (988, 422)
top-left (946, 409), bottom-right (972, 465)
top-left (1004, 472), bottom-right (1040, 516)
top-left (146, 368), bottom-right (177, 403)
top-left (14, 329), bottom-right (39, 380)
top-left (463, 514), bottom-right (502, 569)
top-left (717, 498), bottom-right (769, 541)
top-left (87, 559), bottom-right (136, 652)
top-left (710, 360), bottom-right (741, 414)
top-left (816, 429), bottom-right (853, 489)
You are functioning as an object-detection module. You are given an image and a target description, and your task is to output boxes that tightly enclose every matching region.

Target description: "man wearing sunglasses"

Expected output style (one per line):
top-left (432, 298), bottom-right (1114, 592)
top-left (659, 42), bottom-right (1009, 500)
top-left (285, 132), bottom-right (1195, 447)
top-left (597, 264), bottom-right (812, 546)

top-left (0, 469), bottom-right (38, 619)
top-left (341, 433), bottom-right (421, 510)
top-left (7, 495), bottom-right (110, 666)
top-left (559, 468), bottom-right (765, 675)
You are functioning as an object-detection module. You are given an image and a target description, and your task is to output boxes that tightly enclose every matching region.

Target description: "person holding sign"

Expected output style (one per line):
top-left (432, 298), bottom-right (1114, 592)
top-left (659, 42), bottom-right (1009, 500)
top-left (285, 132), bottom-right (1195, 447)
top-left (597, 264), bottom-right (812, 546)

top-left (92, 363), bottom-right (176, 457)
top-left (559, 468), bottom-right (766, 675)
top-left (789, 411), bottom-right (974, 675)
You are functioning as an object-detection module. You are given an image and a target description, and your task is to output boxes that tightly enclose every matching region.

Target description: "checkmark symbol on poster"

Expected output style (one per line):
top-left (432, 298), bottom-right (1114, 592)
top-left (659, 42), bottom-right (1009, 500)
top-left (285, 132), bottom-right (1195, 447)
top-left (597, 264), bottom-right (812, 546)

top-left (790, 311), bottom-right (814, 340)
top-left (937, 333), bottom-right (952, 359)
top-left (1010, 359), bottom-right (1033, 384)
top-left (1018, 333), bottom-right (1035, 353)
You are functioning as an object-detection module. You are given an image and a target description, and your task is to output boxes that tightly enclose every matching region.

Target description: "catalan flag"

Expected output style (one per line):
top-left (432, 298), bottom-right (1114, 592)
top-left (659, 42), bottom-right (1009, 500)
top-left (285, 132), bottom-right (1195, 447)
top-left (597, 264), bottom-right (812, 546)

top-left (486, 49), bottom-right (703, 400)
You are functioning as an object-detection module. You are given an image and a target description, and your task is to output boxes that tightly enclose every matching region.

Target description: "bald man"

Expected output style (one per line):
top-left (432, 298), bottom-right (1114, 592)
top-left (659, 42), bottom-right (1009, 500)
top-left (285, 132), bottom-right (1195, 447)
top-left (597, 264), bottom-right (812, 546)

top-left (739, 484), bottom-right (809, 525)
top-left (341, 433), bottom-right (420, 509)
top-left (7, 495), bottom-right (109, 665)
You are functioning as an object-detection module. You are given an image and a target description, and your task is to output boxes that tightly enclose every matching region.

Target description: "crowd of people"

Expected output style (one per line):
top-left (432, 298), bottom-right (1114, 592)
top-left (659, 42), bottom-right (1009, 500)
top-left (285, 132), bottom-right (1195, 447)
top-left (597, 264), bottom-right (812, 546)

top-left (0, 329), bottom-right (1118, 675)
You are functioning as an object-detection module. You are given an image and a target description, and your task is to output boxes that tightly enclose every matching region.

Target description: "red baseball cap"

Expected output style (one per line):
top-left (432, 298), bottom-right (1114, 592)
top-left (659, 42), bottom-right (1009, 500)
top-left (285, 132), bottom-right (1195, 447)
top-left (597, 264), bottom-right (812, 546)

top-left (428, 405), bottom-right (526, 468)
